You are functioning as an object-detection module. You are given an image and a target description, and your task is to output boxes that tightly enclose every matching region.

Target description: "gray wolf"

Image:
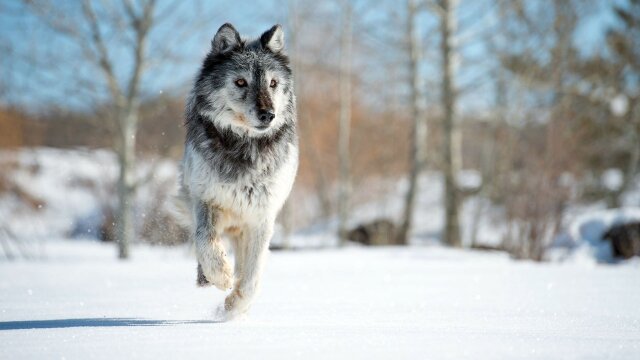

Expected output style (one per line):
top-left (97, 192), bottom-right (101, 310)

top-left (179, 23), bottom-right (298, 316)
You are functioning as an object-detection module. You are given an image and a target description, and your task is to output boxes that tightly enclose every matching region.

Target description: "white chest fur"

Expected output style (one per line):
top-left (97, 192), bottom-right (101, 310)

top-left (182, 142), bottom-right (298, 225)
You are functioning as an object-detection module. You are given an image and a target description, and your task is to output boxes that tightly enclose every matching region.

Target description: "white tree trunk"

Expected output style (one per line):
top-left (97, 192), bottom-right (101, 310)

top-left (279, 0), bottom-right (301, 249)
top-left (337, 1), bottom-right (352, 245)
top-left (116, 109), bottom-right (138, 259)
top-left (398, 0), bottom-right (426, 245)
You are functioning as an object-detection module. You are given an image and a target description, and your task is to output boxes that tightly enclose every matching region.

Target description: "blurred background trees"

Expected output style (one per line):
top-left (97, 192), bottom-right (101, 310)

top-left (0, 0), bottom-right (638, 261)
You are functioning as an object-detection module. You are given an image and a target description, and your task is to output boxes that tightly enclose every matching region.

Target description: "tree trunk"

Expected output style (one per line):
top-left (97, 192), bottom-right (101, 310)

top-left (280, 0), bottom-right (301, 250)
top-left (116, 109), bottom-right (138, 259)
top-left (439, 0), bottom-right (462, 247)
top-left (337, 1), bottom-right (352, 245)
top-left (613, 99), bottom-right (640, 207)
top-left (397, 0), bottom-right (426, 245)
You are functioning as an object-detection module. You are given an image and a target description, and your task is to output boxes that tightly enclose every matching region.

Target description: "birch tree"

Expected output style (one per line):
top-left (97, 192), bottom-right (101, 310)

top-left (337, 0), bottom-right (353, 244)
top-left (397, 0), bottom-right (427, 245)
top-left (22, 0), bottom-right (210, 258)
top-left (278, 0), bottom-right (301, 249)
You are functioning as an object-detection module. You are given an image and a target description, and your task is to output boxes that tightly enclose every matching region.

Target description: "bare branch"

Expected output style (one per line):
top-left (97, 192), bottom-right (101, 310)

top-left (424, 0), bottom-right (445, 18)
top-left (81, 0), bottom-right (123, 105)
top-left (124, 0), bottom-right (156, 105)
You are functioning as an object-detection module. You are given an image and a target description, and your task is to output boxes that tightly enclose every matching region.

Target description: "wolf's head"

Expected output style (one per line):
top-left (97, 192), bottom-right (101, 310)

top-left (191, 23), bottom-right (294, 137)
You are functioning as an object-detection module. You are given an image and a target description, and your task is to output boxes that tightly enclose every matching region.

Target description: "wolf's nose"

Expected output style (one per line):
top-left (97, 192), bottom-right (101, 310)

top-left (258, 110), bottom-right (275, 124)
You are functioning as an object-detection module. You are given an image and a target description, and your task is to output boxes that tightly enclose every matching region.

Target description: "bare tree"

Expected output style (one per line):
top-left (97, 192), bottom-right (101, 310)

top-left (494, 0), bottom-right (600, 260)
top-left (397, 0), bottom-right (427, 245)
top-left (605, 0), bottom-right (640, 206)
top-left (277, 0), bottom-right (301, 249)
top-left (435, 0), bottom-right (462, 247)
top-left (337, 0), bottom-right (353, 244)
top-left (22, 0), bottom-right (210, 258)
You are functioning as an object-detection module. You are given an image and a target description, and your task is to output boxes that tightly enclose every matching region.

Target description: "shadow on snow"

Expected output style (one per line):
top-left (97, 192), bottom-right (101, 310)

top-left (0, 318), bottom-right (220, 330)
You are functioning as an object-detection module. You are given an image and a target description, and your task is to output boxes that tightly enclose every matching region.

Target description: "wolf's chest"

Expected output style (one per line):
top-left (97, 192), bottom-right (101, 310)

top-left (213, 173), bottom-right (272, 209)
top-left (186, 142), bottom-right (297, 219)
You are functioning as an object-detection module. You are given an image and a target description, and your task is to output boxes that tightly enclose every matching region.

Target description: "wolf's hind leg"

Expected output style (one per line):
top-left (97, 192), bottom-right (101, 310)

top-left (194, 201), bottom-right (233, 290)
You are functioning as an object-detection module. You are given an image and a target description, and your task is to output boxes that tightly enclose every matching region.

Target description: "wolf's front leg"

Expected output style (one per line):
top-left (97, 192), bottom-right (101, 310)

top-left (228, 229), bottom-right (247, 285)
top-left (193, 201), bottom-right (233, 291)
top-left (224, 221), bottom-right (273, 314)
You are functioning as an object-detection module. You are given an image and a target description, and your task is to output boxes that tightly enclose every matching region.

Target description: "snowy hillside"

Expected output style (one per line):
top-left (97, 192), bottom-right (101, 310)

top-left (0, 148), bottom-right (178, 247)
top-left (2, 148), bottom-right (640, 264)
top-left (1, 241), bottom-right (639, 359)
top-left (292, 173), bottom-right (640, 264)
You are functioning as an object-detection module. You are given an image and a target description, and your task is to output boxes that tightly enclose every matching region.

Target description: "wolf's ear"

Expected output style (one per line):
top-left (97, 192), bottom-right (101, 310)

top-left (212, 23), bottom-right (241, 54)
top-left (260, 24), bottom-right (285, 53)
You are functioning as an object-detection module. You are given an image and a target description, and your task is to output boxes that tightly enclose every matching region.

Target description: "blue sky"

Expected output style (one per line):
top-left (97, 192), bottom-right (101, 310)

top-left (0, 0), bottom-right (286, 110)
top-left (0, 0), bottom-right (621, 113)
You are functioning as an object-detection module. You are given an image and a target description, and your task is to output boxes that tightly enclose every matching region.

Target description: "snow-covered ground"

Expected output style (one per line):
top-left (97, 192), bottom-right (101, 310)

top-left (1, 241), bottom-right (639, 359)
top-left (2, 148), bottom-right (640, 358)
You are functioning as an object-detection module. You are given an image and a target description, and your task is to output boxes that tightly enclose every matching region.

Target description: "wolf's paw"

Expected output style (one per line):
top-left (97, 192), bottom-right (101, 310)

top-left (224, 287), bottom-right (250, 314)
top-left (206, 261), bottom-right (234, 291)
top-left (213, 303), bottom-right (247, 322)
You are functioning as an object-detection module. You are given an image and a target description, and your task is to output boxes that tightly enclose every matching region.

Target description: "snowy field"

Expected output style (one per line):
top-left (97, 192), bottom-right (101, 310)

top-left (1, 241), bottom-right (639, 359)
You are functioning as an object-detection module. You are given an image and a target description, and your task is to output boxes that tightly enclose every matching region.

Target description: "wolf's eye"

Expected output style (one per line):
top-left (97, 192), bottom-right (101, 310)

top-left (235, 78), bottom-right (247, 87)
top-left (270, 79), bottom-right (277, 88)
